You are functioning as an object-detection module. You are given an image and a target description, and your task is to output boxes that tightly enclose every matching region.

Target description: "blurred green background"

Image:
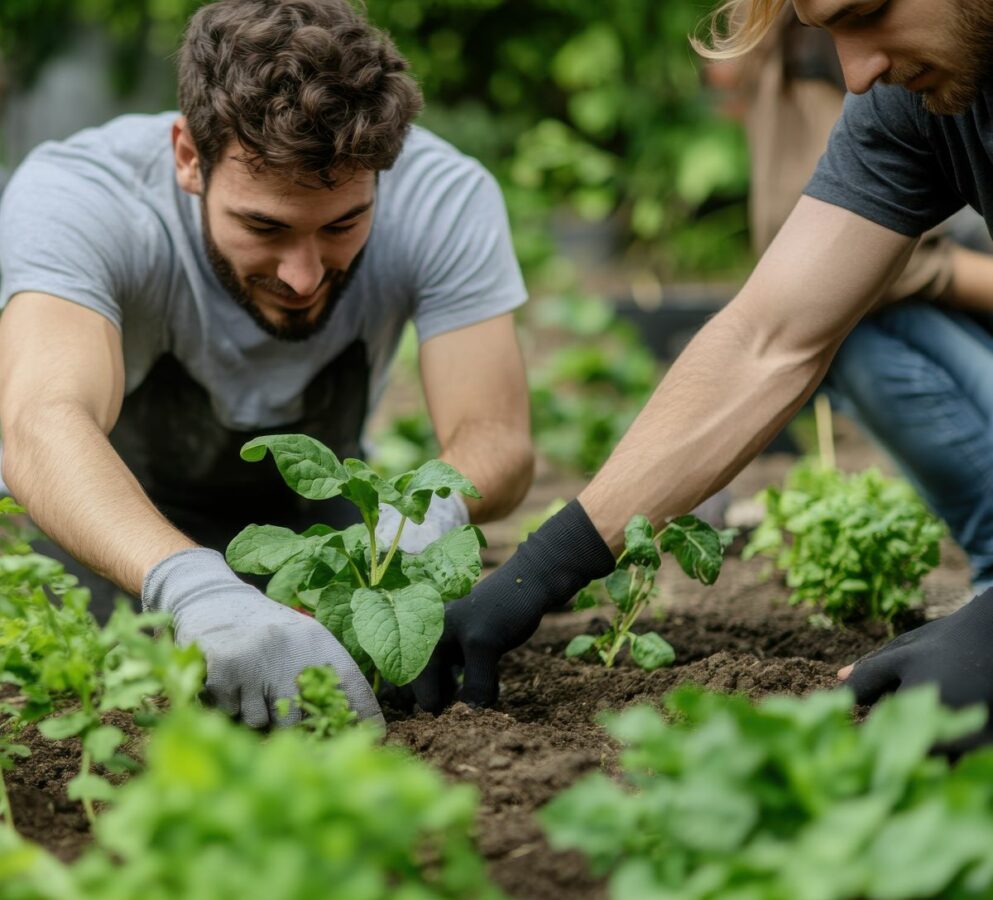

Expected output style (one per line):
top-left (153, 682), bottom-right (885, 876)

top-left (0, 0), bottom-right (751, 282)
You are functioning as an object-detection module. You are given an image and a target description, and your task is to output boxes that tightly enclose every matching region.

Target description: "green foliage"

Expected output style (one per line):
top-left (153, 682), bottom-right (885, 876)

top-left (2, 0), bottom-right (749, 275)
top-left (541, 684), bottom-right (993, 900)
top-left (566, 514), bottom-right (731, 670)
top-left (227, 434), bottom-right (485, 686)
top-left (69, 705), bottom-right (502, 900)
top-left (530, 293), bottom-right (661, 475)
top-left (276, 665), bottom-right (358, 739)
top-left (744, 460), bottom-right (947, 624)
top-left (0, 500), bottom-right (205, 825)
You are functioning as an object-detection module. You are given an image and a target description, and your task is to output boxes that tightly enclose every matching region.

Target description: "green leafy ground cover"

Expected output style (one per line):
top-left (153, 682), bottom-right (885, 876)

top-left (744, 460), bottom-right (946, 625)
top-left (567, 514), bottom-right (733, 671)
top-left (225, 434), bottom-right (485, 687)
top-left (542, 685), bottom-right (993, 900)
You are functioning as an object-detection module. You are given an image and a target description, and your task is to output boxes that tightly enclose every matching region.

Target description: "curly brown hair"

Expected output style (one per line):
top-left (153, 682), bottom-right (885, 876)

top-left (691, 0), bottom-right (791, 59)
top-left (177, 0), bottom-right (423, 187)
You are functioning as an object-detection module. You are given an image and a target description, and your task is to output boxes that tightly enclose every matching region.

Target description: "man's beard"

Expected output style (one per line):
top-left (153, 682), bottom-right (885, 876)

top-left (201, 202), bottom-right (364, 342)
top-left (902, 0), bottom-right (993, 115)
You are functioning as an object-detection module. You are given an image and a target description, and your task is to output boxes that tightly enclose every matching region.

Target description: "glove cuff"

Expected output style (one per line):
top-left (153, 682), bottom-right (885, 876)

top-left (517, 499), bottom-right (616, 612)
top-left (141, 547), bottom-right (232, 613)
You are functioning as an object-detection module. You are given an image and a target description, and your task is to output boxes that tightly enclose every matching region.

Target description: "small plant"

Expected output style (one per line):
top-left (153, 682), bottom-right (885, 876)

top-left (541, 685), bottom-right (993, 900)
top-left (276, 665), bottom-right (358, 739)
top-left (226, 434), bottom-right (485, 688)
top-left (72, 705), bottom-right (504, 900)
top-left (744, 459), bottom-right (947, 625)
top-left (566, 514), bottom-right (731, 670)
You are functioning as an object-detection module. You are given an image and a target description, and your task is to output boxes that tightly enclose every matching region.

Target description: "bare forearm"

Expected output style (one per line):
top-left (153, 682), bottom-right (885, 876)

top-left (439, 420), bottom-right (534, 522)
top-left (580, 307), bottom-right (836, 552)
top-left (944, 246), bottom-right (993, 313)
top-left (3, 403), bottom-right (196, 595)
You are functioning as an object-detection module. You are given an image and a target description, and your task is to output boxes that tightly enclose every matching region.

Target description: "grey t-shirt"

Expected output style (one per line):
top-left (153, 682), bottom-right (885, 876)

top-left (0, 114), bottom-right (526, 513)
top-left (804, 80), bottom-right (993, 236)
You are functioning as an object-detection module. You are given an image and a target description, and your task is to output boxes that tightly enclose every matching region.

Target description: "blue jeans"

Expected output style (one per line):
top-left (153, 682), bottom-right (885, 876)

top-left (823, 303), bottom-right (993, 593)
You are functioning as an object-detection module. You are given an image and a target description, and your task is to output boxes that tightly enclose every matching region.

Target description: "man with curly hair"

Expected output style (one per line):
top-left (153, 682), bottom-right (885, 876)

top-left (415, 0), bottom-right (993, 753)
top-left (0, 0), bottom-right (533, 728)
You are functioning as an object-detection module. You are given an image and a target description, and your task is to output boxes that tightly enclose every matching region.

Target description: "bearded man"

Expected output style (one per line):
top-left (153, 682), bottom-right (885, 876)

top-left (410, 0), bottom-right (993, 754)
top-left (0, 0), bottom-right (533, 728)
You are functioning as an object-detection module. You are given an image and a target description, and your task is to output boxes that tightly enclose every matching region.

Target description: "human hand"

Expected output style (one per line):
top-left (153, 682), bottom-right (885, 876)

top-left (375, 492), bottom-right (469, 554)
top-left (412, 499), bottom-right (615, 712)
top-left (839, 588), bottom-right (993, 754)
top-left (142, 548), bottom-right (383, 728)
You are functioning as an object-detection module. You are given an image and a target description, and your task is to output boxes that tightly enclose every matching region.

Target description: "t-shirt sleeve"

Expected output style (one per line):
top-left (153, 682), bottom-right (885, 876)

top-left (0, 154), bottom-right (148, 330)
top-left (409, 163), bottom-right (527, 343)
top-left (803, 84), bottom-right (965, 237)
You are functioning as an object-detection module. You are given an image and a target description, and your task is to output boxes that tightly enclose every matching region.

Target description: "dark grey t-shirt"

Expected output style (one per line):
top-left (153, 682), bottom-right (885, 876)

top-left (804, 80), bottom-right (993, 236)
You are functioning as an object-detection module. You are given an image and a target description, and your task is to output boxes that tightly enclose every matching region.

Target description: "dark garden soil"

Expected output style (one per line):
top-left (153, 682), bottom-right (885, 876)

top-left (5, 418), bottom-right (976, 899)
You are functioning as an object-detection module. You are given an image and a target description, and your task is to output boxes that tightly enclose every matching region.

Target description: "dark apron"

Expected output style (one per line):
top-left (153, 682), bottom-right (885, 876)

top-left (34, 340), bottom-right (370, 622)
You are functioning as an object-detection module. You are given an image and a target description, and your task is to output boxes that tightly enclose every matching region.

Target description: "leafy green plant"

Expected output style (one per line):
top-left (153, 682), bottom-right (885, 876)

top-left (276, 665), bottom-right (358, 740)
top-left (566, 515), bottom-right (731, 671)
top-left (744, 460), bottom-right (947, 624)
top-left (0, 495), bottom-right (204, 826)
top-left (71, 704), bottom-right (503, 900)
top-left (226, 434), bottom-right (485, 688)
top-left (541, 684), bottom-right (993, 900)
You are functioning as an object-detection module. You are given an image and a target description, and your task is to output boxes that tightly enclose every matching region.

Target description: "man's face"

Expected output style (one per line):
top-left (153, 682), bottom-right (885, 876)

top-left (195, 142), bottom-right (375, 342)
top-left (793, 0), bottom-right (993, 115)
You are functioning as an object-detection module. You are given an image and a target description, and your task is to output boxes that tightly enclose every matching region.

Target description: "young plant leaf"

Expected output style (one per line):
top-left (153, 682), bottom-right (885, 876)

top-left (629, 632), bottom-right (675, 671)
top-left (67, 771), bottom-right (116, 803)
top-left (38, 709), bottom-right (97, 740)
top-left (226, 524), bottom-right (330, 575)
top-left (350, 585), bottom-right (445, 685)
top-left (83, 725), bottom-right (126, 764)
top-left (314, 583), bottom-right (374, 674)
top-left (623, 515), bottom-right (661, 568)
top-left (659, 515), bottom-right (724, 585)
top-left (240, 434), bottom-right (347, 500)
top-left (565, 635), bottom-right (598, 658)
top-left (388, 461), bottom-right (481, 524)
top-left (605, 569), bottom-right (635, 612)
top-left (400, 525), bottom-right (485, 601)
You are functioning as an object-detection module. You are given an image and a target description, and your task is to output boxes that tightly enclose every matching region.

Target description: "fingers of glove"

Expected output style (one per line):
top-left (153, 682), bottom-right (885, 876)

top-left (241, 692), bottom-right (274, 729)
top-left (412, 639), bottom-right (462, 714)
top-left (457, 647), bottom-right (502, 709)
top-left (845, 648), bottom-right (905, 706)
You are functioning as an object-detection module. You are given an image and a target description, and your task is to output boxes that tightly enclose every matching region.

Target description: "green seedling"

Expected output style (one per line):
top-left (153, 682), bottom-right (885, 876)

top-left (227, 434), bottom-right (485, 689)
top-left (276, 665), bottom-right (357, 739)
top-left (745, 459), bottom-right (946, 625)
top-left (541, 685), bottom-right (993, 900)
top-left (566, 514), bottom-right (731, 670)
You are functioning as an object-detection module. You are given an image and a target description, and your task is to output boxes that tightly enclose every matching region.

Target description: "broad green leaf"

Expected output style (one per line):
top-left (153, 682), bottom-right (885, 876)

top-left (240, 434), bottom-right (346, 500)
top-left (605, 569), bottom-right (634, 611)
top-left (400, 525), bottom-right (485, 601)
top-left (630, 632), bottom-right (675, 671)
top-left (623, 515), bottom-right (660, 568)
top-left (38, 709), bottom-right (97, 740)
top-left (314, 583), bottom-right (373, 674)
top-left (388, 461), bottom-right (480, 524)
top-left (83, 725), bottom-right (125, 764)
top-left (351, 584), bottom-right (444, 685)
top-left (67, 771), bottom-right (116, 803)
top-left (226, 524), bottom-right (325, 575)
top-left (572, 587), bottom-right (600, 611)
top-left (659, 515), bottom-right (725, 585)
top-left (565, 635), bottom-right (597, 658)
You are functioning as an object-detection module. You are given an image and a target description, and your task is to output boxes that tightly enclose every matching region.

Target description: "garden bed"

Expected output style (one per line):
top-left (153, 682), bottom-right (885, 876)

top-left (6, 434), bottom-right (975, 899)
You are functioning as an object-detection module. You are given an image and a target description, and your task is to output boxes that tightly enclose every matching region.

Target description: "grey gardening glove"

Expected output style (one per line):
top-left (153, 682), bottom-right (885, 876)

top-left (375, 492), bottom-right (469, 554)
top-left (142, 548), bottom-right (383, 728)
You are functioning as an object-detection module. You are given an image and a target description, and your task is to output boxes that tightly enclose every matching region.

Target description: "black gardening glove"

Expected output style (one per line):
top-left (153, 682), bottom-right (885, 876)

top-left (844, 587), bottom-right (993, 754)
top-left (412, 499), bottom-right (616, 713)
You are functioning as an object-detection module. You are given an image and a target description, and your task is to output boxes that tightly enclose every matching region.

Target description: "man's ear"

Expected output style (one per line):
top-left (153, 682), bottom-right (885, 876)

top-left (172, 117), bottom-right (204, 196)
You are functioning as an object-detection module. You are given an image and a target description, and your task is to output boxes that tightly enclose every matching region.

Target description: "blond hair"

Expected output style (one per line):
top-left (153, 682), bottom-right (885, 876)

top-left (691, 0), bottom-right (791, 59)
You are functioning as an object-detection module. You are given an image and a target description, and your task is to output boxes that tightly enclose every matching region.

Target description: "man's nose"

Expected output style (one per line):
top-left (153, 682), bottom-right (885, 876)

top-left (834, 34), bottom-right (891, 94)
top-left (276, 240), bottom-right (325, 297)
